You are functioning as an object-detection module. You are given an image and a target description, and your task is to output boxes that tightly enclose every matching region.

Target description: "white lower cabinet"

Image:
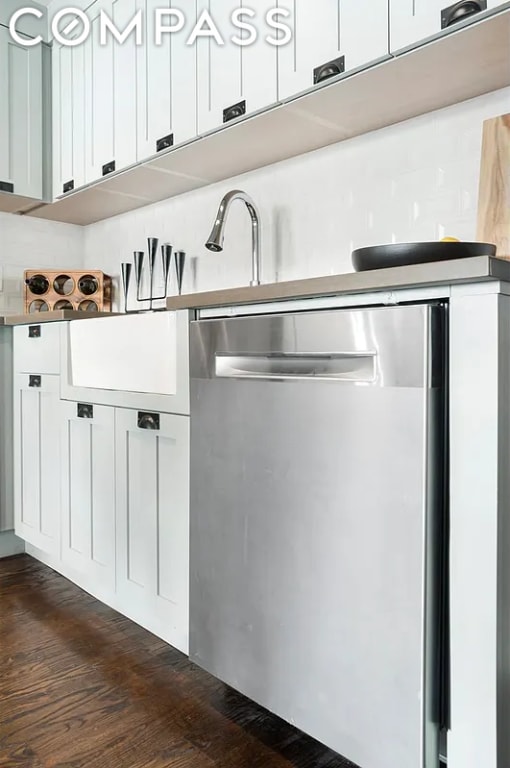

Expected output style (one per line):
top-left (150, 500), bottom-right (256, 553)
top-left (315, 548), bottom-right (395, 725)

top-left (13, 321), bottom-right (190, 654)
top-left (60, 400), bottom-right (116, 592)
top-left (14, 373), bottom-right (60, 555)
top-left (390, 0), bottom-right (509, 53)
top-left (115, 408), bottom-right (190, 654)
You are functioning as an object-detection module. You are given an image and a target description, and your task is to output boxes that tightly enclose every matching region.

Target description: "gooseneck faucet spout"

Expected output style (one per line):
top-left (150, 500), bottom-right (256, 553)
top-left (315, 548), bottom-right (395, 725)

top-left (205, 189), bottom-right (261, 286)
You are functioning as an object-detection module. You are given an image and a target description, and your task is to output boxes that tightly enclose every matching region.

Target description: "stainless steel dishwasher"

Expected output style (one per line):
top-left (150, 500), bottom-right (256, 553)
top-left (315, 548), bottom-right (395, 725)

top-left (189, 304), bottom-right (447, 768)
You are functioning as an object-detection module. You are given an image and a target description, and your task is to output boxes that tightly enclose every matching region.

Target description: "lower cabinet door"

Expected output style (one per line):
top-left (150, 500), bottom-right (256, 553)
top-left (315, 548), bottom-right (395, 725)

top-left (115, 408), bottom-right (190, 654)
top-left (60, 401), bottom-right (116, 592)
top-left (14, 373), bottom-right (60, 555)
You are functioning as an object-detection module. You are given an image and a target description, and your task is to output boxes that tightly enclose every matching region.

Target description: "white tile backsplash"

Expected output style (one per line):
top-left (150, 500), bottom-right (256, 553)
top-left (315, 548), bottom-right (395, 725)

top-left (0, 212), bottom-right (84, 313)
top-left (81, 86), bottom-right (509, 309)
top-left (2, 86), bottom-right (508, 313)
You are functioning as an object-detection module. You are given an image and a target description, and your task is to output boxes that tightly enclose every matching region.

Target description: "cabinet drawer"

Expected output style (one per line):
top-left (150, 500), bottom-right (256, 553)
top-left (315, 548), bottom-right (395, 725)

top-left (13, 322), bottom-right (62, 374)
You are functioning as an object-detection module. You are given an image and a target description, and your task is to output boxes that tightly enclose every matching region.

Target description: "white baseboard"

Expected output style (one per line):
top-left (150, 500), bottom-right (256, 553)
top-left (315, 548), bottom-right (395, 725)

top-left (0, 530), bottom-right (25, 558)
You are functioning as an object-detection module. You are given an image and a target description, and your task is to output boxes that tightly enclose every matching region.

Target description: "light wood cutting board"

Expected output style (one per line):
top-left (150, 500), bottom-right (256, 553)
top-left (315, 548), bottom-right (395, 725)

top-left (477, 113), bottom-right (510, 258)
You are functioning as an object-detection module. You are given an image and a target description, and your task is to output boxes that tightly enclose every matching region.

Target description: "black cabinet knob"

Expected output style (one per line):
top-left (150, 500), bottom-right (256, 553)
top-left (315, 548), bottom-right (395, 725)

top-left (441, 0), bottom-right (486, 27)
top-left (314, 56), bottom-right (345, 85)
top-left (0, 181), bottom-right (14, 194)
top-left (63, 180), bottom-right (74, 194)
top-left (156, 133), bottom-right (174, 153)
top-left (223, 100), bottom-right (246, 124)
top-left (28, 325), bottom-right (41, 338)
top-left (29, 375), bottom-right (41, 388)
top-left (77, 403), bottom-right (94, 419)
top-left (137, 412), bottom-right (160, 431)
top-left (102, 161), bottom-right (116, 176)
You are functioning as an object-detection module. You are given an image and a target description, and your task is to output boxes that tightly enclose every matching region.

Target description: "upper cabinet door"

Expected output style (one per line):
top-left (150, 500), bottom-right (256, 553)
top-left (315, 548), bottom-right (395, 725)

top-left (111, 0), bottom-right (138, 171)
top-left (0, 27), bottom-right (43, 199)
top-left (53, 40), bottom-right (86, 197)
top-left (85, 0), bottom-right (115, 183)
top-left (278, 0), bottom-right (389, 101)
top-left (390, 0), bottom-right (507, 53)
top-left (136, 0), bottom-right (197, 160)
top-left (197, 0), bottom-right (278, 135)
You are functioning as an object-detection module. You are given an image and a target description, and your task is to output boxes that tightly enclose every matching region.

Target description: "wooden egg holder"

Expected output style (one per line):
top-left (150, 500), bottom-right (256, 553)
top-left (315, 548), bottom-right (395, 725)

top-left (24, 270), bottom-right (112, 314)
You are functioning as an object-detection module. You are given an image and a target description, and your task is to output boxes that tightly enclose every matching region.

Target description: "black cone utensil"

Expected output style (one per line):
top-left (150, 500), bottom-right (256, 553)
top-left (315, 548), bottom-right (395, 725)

top-left (174, 251), bottom-right (186, 295)
top-left (121, 262), bottom-right (132, 314)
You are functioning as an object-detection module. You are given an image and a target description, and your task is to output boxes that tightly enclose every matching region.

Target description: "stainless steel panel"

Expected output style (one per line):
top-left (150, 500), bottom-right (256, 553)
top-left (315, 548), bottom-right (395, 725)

top-left (215, 352), bottom-right (376, 382)
top-left (190, 305), bottom-right (434, 388)
top-left (190, 304), bottom-right (443, 768)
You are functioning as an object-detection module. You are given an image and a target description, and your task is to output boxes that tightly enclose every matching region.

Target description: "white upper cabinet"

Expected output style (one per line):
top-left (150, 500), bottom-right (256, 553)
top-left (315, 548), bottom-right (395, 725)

top-left (196, 0), bottom-right (278, 135)
top-left (85, 0), bottom-right (115, 183)
top-left (136, 0), bottom-right (197, 160)
top-left (390, 0), bottom-right (509, 53)
top-left (53, 39), bottom-right (86, 196)
top-left (278, 0), bottom-right (389, 101)
top-left (112, 0), bottom-right (137, 171)
top-left (0, 27), bottom-right (43, 199)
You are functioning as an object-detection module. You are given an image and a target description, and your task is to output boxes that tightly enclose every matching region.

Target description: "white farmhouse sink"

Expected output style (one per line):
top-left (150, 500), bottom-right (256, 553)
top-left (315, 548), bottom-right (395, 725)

top-left (68, 312), bottom-right (177, 395)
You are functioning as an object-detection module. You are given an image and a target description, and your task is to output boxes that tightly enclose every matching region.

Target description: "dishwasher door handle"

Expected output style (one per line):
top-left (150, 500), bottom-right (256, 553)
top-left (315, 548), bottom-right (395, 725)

top-left (215, 352), bottom-right (376, 382)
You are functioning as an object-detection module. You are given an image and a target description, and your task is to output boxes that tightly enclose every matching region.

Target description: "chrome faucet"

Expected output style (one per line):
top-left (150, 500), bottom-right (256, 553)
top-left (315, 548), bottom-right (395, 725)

top-left (205, 190), bottom-right (261, 286)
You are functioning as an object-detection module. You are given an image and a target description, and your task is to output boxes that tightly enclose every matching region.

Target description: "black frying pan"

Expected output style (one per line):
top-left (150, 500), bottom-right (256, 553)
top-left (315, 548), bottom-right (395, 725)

top-left (352, 241), bottom-right (496, 272)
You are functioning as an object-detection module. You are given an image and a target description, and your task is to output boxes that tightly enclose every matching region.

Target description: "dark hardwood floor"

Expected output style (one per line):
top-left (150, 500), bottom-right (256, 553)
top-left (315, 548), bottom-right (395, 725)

top-left (0, 555), bottom-right (355, 768)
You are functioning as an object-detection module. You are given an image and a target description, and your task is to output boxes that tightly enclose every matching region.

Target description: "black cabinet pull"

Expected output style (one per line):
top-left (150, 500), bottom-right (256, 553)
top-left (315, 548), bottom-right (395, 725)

top-left (223, 100), bottom-right (246, 124)
top-left (29, 375), bottom-right (41, 388)
top-left (63, 180), bottom-right (74, 194)
top-left (314, 56), bottom-right (345, 85)
top-left (441, 0), bottom-right (486, 27)
top-left (77, 403), bottom-right (94, 419)
top-left (0, 181), bottom-right (14, 194)
top-left (156, 133), bottom-right (174, 153)
top-left (137, 412), bottom-right (160, 431)
top-left (102, 161), bottom-right (116, 176)
top-left (28, 325), bottom-right (41, 338)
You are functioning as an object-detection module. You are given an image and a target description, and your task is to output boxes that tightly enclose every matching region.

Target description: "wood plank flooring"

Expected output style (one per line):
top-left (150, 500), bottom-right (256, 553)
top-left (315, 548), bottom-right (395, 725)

top-left (0, 555), bottom-right (356, 768)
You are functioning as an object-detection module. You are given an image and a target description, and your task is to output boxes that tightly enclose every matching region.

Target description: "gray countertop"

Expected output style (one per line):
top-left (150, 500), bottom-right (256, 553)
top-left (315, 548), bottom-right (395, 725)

top-left (166, 256), bottom-right (510, 310)
top-left (5, 310), bottom-right (117, 326)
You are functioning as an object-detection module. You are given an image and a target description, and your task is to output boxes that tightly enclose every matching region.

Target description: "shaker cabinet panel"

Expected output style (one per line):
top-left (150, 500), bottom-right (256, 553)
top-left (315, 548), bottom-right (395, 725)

top-left (61, 401), bottom-right (116, 590)
top-left (52, 40), bottom-right (86, 197)
top-left (85, 0), bottom-right (115, 183)
top-left (197, 0), bottom-right (278, 135)
top-left (112, 0), bottom-right (138, 171)
top-left (53, 40), bottom-right (87, 196)
top-left (278, 0), bottom-right (389, 101)
top-left (14, 374), bottom-right (61, 556)
top-left (136, 0), bottom-right (197, 160)
top-left (0, 27), bottom-right (43, 199)
top-left (389, 0), bottom-right (508, 53)
top-left (115, 408), bottom-right (190, 654)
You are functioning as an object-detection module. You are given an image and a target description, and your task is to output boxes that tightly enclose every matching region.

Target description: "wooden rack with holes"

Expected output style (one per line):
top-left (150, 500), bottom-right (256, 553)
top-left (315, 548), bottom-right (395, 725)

top-left (24, 270), bottom-right (112, 314)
